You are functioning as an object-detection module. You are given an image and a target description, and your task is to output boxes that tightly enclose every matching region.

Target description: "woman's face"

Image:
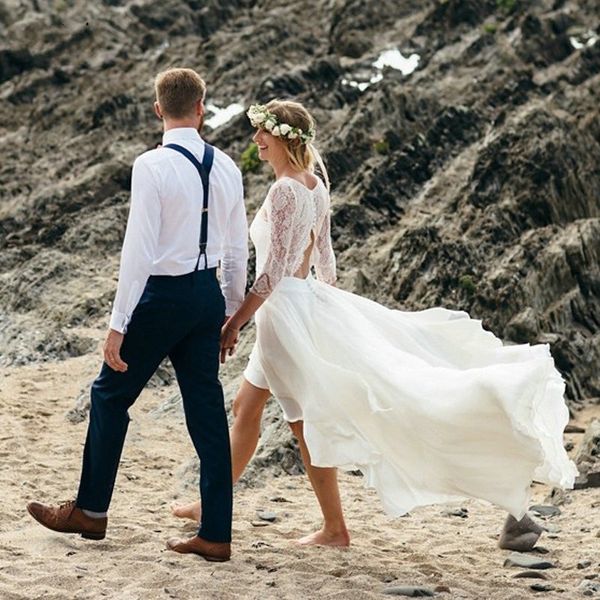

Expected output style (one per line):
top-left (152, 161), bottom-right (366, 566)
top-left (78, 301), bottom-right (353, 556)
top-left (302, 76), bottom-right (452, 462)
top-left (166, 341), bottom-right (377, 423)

top-left (253, 128), bottom-right (288, 165)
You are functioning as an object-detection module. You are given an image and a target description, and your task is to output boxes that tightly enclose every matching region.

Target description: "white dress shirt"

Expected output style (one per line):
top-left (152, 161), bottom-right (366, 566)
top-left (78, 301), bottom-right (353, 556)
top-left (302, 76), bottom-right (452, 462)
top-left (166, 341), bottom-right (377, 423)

top-left (110, 127), bottom-right (249, 333)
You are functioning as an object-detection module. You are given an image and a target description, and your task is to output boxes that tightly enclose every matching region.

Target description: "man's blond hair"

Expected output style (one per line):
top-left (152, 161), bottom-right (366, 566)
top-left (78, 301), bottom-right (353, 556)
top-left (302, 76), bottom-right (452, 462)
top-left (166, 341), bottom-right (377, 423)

top-left (154, 68), bottom-right (206, 119)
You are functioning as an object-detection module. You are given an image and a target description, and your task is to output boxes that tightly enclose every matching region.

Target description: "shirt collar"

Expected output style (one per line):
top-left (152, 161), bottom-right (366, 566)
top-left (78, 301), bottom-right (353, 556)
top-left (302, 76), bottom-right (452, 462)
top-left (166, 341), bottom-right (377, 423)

top-left (162, 127), bottom-right (203, 145)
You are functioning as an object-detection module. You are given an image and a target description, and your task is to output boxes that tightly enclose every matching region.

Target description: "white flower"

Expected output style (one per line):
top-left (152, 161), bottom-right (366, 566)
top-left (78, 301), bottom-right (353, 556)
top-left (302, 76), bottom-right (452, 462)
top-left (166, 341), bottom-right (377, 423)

top-left (271, 125), bottom-right (281, 136)
top-left (288, 131), bottom-right (298, 139)
top-left (280, 124), bottom-right (292, 135)
top-left (253, 112), bottom-right (266, 124)
top-left (264, 119), bottom-right (275, 131)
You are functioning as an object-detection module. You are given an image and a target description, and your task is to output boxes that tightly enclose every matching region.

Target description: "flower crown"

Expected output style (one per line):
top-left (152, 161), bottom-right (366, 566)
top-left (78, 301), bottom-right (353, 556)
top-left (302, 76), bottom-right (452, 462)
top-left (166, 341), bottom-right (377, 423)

top-left (246, 104), bottom-right (315, 144)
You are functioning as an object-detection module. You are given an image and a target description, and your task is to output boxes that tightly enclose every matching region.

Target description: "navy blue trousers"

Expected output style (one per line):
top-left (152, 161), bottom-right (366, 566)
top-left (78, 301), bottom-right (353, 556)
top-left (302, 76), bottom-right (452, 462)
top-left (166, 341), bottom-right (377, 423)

top-left (76, 268), bottom-right (232, 543)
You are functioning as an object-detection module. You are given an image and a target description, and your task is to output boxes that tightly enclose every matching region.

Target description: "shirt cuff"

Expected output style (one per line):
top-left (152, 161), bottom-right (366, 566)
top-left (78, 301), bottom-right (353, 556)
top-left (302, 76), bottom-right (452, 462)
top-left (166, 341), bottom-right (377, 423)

top-left (109, 310), bottom-right (130, 334)
top-left (225, 298), bottom-right (242, 317)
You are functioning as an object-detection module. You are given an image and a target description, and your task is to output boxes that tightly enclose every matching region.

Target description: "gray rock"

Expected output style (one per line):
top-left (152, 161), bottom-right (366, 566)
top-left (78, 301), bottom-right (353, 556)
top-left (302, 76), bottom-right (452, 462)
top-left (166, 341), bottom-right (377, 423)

top-left (256, 510), bottom-right (277, 522)
top-left (577, 560), bottom-right (592, 569)
top-left (503, 553), bottom-right (555, 570)
top-left (529, 505), bottom-right (561, 518)
top-left (513, 571), bottom-right (549, 579)
top-left (578, 580), bottom-right (600, 596)
top-left (383, 586), bottom-right (435, 597)
top-left (441, 507), bottom-right (468, 518)
top-left (574, 420), bottom-right (600, 490)
top-left (530, 583), bottom-right (555, 592)
top-left (544, 487), bottom-right (571, 506)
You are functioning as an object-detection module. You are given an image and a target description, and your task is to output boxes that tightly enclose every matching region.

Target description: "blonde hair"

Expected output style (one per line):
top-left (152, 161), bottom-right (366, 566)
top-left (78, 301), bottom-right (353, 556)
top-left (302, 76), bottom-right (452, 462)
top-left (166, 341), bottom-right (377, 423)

top-left (265, 99), bottom-right (330, 189)
top-left (154, 68), bottom-right (206, 119)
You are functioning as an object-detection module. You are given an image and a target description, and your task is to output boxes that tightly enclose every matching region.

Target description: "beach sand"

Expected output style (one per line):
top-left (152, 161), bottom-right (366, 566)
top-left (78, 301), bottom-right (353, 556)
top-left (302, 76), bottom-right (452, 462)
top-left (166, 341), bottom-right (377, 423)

top-left (1, 325), bottom-right (599, 600)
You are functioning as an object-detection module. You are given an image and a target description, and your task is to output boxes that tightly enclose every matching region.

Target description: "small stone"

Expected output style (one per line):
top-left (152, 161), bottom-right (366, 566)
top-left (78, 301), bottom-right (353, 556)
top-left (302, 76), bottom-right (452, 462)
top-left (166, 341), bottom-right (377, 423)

top-left (529, 505), bottom-right (561, 518)
top-left (530, 583), bottom-right (555, 592)
top-left (441, 507), bottom-right (468, 518)
top-left (578, 560), bottom-right (592, 569)
top-left (269, 496), bottom-right (290, 503)
top-left (434, 585), bottom-right (451, 593)
top-left (564, 424), bottom-right (586, 433)
top-left (503, 553), bottom-right (555, 570)
top-left (578, 580), bottom-right (600, 596)
top-left (256, 510), bottom-right (277, 522)
top-left (251, 541), bottom-right (273, 548)
top-left (251, 521), bottom-right (270, 527)
top-left (512, 571), bottom-right (549, 580)
top-left (564, 442), bottom-right (575, 452)
top-left (383, 586), bottom-right (435, 597)
top-left (584, 574), bottom-right (598, 580)
top-left (533, 546), bottom-right (550, 554)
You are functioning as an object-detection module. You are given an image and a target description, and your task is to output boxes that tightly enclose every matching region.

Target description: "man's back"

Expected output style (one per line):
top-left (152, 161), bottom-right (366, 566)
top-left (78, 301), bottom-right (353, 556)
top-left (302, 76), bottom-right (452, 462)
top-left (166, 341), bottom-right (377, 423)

top-left (111, 127), bottom-right (248, 333)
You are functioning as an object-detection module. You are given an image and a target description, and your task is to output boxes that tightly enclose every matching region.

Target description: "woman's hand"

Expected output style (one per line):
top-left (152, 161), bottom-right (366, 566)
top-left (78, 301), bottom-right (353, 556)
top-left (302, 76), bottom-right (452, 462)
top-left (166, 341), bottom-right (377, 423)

top-left (220, 321), bottom-right (240, 364)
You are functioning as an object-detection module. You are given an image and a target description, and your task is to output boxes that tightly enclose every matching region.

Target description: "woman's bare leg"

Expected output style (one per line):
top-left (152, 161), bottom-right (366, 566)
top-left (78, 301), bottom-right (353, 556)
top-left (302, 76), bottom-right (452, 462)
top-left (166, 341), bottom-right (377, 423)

top-left (289, 420), bottom-right (350, 547)
top-left (171, 379), bottom-right (271, 521)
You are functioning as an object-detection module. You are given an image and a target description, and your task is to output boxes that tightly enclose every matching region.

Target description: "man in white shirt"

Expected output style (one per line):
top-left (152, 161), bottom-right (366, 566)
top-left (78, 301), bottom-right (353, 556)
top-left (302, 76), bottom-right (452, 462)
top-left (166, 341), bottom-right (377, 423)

top-left (27, 68), bottom-right (248, 562)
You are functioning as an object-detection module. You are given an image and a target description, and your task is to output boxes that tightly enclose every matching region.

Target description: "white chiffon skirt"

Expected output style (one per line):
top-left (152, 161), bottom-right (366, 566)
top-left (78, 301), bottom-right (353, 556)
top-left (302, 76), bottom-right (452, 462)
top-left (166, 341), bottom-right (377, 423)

top-left (243, 276), bottom-right (577, 518)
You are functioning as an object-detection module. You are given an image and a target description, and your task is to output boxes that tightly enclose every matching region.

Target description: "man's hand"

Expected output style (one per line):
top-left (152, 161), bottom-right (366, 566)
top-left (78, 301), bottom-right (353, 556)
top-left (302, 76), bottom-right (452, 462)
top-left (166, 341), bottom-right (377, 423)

top-left (103, 329), bottom-right (128, 372)
top-left (220, 321), bottom-right (239, 364)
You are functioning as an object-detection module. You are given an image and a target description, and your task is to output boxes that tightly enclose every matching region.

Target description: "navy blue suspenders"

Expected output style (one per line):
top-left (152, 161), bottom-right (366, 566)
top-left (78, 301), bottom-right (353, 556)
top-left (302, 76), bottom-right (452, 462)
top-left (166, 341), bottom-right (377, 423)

top-left (163, 142), bottom-right (215, 271)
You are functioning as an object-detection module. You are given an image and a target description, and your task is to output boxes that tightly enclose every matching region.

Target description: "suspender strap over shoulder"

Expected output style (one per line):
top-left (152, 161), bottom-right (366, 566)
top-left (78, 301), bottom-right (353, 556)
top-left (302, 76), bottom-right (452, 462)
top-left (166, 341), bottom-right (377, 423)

top-left (163, 142), bottom-right (215, 270)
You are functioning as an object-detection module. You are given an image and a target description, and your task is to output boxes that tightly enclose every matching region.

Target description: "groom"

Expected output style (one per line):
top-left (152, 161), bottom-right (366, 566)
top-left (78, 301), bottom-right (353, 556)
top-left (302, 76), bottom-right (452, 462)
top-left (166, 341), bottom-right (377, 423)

top-left (27, 68), bottom-right (248, 562)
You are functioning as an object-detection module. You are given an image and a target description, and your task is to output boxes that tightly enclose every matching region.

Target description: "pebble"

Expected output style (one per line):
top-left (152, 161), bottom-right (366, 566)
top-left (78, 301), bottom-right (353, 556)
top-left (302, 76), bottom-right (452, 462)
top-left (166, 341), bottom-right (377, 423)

top-left (564, 424), bottom-right (586, 433)
top-left (383, 586), bottom-right (435, 597)
top-left (251, 521), bottom-right (270, 527)
top-left (530, 583), bottom-right (555, 592)
top-left (578, 560), bottom-right (592, 569)
top-left (441, 507), bottom-right (468, 518)
top-left (269, 496), bottom-right (290, 503)
top-left (578, 580), bottom-right (600, 596)
top-left (529, 505), bottom-right (561, 518)
top-left (503, 553), bottom-right (555, 570)
top-left (533, 546), bottom-right (550, 554)
top-left (251, 541), bottom-right (273, 548)
top-left (512, 571), bottom-right (549, 580)
top-left (256, 510), bottom-right (277, 522)
top-left (434, 585), bottom-right (450, 593)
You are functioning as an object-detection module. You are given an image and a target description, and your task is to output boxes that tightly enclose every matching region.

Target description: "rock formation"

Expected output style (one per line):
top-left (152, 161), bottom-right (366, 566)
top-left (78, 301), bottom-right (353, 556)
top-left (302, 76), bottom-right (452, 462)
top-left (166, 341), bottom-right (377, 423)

top-left (1, 1), bottom-right (598, 473)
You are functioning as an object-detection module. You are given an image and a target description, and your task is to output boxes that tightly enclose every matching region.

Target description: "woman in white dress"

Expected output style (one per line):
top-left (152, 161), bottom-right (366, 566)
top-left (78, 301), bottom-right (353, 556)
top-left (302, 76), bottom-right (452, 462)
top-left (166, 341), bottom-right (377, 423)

top-left (172, 100), bottom-right (577, 548)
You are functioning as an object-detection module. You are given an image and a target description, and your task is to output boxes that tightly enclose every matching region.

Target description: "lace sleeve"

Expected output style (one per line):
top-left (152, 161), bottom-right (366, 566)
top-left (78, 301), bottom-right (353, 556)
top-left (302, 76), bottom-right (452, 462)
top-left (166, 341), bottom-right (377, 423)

top-left (314, 204), bottom-right (337, 285)
top-left (250, 183), bottom-right (297, 299)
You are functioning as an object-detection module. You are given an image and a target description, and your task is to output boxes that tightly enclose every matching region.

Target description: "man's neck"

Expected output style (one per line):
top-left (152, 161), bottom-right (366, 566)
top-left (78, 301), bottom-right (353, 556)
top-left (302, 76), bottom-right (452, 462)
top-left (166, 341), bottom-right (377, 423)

top-left (163, 119), bottom-right (199, 132)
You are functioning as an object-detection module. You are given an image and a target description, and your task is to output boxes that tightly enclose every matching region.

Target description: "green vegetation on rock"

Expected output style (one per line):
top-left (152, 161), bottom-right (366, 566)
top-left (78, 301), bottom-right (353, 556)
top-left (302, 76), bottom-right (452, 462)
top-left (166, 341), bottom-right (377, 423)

top-left (241, 143), bottom-right (261, 174)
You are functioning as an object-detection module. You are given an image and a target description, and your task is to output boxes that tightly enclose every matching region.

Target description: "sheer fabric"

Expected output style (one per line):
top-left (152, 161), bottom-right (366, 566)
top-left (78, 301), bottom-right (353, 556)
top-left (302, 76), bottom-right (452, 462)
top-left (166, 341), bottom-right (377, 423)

top-left (242, 175), bottom-right (576, 519)
top-left (250, 177), bottom-right (336, 299)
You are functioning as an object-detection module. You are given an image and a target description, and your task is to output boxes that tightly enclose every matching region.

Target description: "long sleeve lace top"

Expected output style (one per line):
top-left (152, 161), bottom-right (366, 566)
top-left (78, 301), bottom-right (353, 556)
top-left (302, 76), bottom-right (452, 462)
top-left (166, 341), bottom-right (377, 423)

top-left (249, 176), bottom-right (336, 299)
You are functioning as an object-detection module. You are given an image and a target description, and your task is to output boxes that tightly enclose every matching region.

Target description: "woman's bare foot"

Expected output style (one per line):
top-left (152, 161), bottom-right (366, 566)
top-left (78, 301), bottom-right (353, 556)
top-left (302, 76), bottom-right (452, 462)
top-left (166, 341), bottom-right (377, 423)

top-left (170, 501), bottom-right (201, 522)
top-left (295, 528), bottom-right (351, 547)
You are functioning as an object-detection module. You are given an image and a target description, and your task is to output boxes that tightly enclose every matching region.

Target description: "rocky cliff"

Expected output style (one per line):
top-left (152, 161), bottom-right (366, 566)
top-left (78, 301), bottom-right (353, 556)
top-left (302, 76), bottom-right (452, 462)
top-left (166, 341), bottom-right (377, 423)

top-left (1, 0), bottom-right (599, 414)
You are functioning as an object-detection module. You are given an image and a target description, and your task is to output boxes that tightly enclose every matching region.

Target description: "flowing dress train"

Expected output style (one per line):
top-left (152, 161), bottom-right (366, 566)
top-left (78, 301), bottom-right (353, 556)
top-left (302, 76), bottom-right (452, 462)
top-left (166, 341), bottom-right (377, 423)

top-left (243, 177), bottom-right (577, 518)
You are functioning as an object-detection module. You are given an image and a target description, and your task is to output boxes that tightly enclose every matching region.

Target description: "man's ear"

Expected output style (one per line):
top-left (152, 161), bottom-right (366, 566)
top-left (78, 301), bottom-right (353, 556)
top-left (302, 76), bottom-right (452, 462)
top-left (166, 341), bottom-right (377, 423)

top-left (197, 99), bottom-right (205, 117)
top-left (154, 101), bottom-right (163, 120)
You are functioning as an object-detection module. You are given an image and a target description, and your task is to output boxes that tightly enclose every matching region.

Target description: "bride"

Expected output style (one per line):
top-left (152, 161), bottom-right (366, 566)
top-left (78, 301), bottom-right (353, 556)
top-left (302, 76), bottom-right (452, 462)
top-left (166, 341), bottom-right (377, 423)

top-left (167, 99), bottom-right (577, 553)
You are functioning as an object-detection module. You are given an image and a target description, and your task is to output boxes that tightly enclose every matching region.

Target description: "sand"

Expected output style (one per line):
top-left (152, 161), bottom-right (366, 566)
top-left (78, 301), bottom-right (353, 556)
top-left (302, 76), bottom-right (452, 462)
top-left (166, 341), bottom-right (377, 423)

top-left (1, 324), bottom-right (599, 600)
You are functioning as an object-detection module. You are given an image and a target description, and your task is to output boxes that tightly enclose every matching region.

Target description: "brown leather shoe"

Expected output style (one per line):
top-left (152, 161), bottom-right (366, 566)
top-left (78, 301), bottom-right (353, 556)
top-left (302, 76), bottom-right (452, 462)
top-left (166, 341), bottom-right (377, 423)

top-left (27, 500), bottom-right (107, 540)
top-left (166, 535), bottom-right (231, 562)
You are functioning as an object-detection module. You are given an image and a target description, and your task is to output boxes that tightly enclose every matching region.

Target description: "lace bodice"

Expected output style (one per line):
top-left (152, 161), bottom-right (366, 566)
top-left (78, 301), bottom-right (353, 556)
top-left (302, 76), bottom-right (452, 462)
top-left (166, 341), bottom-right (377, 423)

top-left (250, 177), bottom-right (336, 299)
